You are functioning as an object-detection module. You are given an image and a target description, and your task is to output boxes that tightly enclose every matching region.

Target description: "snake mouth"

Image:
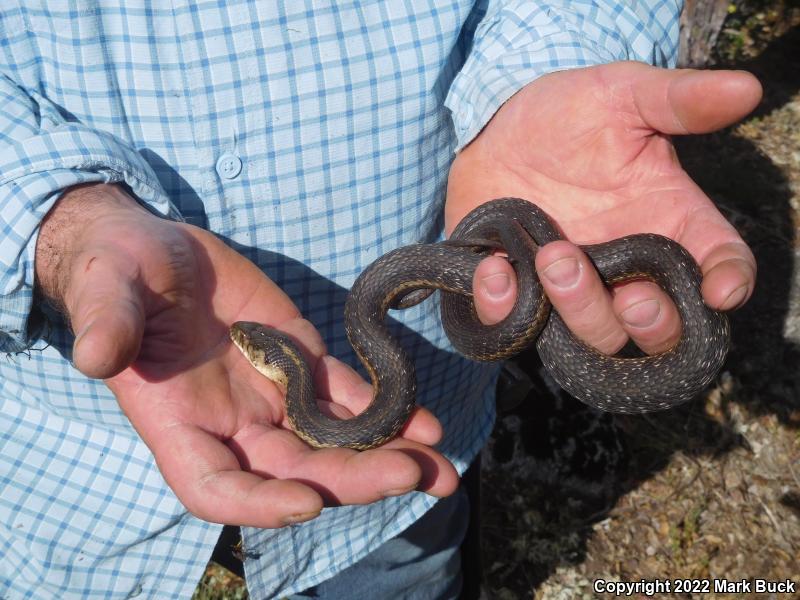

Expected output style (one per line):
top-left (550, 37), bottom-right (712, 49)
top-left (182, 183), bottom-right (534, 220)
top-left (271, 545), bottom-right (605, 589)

top-left (230, 322), bottom-right (291, 389)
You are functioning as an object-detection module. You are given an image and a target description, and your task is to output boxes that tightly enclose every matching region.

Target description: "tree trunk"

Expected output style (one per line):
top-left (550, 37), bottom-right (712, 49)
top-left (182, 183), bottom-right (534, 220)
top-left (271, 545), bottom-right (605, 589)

top-left (679, 0), bottom-right (732, 66)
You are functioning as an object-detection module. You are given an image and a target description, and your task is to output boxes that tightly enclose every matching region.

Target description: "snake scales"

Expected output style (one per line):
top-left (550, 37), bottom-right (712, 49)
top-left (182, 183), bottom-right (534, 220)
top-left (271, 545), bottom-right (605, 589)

top-left (230, 198), bottom-right (730, 450)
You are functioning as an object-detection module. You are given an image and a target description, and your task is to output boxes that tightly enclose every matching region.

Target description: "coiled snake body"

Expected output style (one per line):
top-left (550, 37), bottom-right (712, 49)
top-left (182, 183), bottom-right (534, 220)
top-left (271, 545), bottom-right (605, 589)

top-left (230, 198), bottom-right (730, 449)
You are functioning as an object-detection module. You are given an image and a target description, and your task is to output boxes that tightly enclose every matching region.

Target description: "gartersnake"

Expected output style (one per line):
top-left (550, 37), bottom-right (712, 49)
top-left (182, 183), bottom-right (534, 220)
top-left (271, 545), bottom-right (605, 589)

top-left (230, 198), bottom-right (730, 449)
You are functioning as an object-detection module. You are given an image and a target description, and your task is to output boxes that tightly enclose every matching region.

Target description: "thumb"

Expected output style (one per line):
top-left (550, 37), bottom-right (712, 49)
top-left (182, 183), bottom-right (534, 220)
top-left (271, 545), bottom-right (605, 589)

top-left (630, 64), bottom-right (762, 134)
top-left (66, 249), bottom-right (145, 379)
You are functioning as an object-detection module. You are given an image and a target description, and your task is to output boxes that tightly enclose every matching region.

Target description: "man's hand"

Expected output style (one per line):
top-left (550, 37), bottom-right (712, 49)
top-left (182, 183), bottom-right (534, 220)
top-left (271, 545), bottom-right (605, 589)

top-left (35, 184), bottom-right (458, 528)
top-left (448, 62), bottom-right (761, 353)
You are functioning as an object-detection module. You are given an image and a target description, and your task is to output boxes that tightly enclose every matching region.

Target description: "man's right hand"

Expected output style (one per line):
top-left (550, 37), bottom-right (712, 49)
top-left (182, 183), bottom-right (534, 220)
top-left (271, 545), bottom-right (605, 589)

top-left (35, 183), bottom-right (458, 528)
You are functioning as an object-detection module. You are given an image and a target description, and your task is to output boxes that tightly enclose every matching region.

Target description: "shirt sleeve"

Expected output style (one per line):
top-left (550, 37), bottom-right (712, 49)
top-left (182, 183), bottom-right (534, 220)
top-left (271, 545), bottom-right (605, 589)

top-left (0, 74), bottom-right (179, 352)
top-left (446, 0), bottom-right (682, 150)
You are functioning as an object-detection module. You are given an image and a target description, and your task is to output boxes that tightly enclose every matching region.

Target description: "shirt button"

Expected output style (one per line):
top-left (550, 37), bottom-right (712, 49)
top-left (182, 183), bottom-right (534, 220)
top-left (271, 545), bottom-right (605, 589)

top-left (216, 152), bottom-right (242, 180)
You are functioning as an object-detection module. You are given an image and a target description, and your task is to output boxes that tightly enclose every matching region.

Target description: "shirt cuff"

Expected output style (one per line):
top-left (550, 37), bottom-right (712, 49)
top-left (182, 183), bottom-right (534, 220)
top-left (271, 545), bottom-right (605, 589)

top-left (0, 123), bottom-right (180, 352)
top-left (446, 1), bottom-right (679, 151)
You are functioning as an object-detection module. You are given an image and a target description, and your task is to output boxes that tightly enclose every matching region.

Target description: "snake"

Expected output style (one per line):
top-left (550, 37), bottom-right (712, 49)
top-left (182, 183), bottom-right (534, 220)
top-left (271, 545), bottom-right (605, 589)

top-left (230, 198), bottom-right (731, 450)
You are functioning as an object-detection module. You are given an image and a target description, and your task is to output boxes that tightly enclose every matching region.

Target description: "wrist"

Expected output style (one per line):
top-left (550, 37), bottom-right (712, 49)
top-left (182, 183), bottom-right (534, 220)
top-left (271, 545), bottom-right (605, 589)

top-left (34, 183), bottom-right (148, 309)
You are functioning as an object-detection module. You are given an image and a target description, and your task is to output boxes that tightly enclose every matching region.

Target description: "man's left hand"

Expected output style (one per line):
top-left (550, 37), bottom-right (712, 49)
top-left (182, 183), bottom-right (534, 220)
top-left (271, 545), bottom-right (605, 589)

top-left (447, 62), bottom-right (761, 354)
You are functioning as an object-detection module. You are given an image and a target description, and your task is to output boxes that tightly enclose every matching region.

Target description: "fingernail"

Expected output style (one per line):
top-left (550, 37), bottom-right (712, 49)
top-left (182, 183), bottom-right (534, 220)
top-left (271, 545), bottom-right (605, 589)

top-left (481, 273), bottom-right (511, 299)
top-left (620, 299), bottom-right (661, 328)
top-left (542, 257), bottom-right (580, 289)
top-left (283, 510), bottom-right (321, 525)
top-left (721, 285), bottom-right (748, 311)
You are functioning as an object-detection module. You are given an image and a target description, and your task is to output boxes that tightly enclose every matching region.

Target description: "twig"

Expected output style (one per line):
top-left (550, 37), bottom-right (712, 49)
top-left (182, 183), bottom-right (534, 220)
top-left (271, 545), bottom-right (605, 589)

top-left (756, 495), bottom-right (792, 547)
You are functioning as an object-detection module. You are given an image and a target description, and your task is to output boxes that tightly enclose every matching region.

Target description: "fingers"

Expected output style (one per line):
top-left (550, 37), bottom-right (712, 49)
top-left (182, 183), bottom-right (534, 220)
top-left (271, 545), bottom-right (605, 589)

top-left (237, 348), bottom-right (456, 503)
top-left (699, 241), bottom-right (756, 311)
top-left (610, 280), bottom-right (682, 355)
top-left (470, 231), bottom-right (752, 356)
top-left (471, 241), bottom-right (684, 354)
top-left (64, 248), bottom-right (145, 378)
top-left (535, 241), bottom-right (682, 355)
top-left (674, 203), bottom-right (757, 311)
top-left (471, 255), bottom-right (518, 325)
top-left (148, 419), bottom-right (456, 529)
top-left (313, 350), bottom-right (444, 447)
top-left (380, 437), bottom-right (460, 497)
top-left (628, 64), bottom-right (762, 135)
top-left (150, 418), bottom-right (458, 528)
top-left (151, 423), bottom-right (324, 528)
top-left (231, 424), bottom-right (458, 504)
top-left (535, 241), bottom-right (625, 354)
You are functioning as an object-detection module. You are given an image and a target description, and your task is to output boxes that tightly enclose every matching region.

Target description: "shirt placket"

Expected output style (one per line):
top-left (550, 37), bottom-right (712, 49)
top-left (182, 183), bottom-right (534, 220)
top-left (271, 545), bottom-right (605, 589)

top-left (169, 0), bottom-right (256, 236)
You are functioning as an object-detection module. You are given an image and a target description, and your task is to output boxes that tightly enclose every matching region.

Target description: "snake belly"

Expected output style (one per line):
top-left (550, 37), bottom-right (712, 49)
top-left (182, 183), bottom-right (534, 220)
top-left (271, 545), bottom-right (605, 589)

top-left (231, 197), bottom-right (731, 449)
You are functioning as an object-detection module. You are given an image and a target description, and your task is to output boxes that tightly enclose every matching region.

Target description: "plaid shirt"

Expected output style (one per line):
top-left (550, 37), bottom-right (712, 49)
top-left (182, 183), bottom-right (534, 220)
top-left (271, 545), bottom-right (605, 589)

top-left (0, 1), bottom-right (678, 597)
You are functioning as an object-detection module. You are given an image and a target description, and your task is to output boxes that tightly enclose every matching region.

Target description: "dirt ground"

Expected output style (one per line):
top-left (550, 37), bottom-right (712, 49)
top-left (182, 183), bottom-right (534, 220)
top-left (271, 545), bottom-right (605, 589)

top-left (194, 10), bottom-right (800, 600)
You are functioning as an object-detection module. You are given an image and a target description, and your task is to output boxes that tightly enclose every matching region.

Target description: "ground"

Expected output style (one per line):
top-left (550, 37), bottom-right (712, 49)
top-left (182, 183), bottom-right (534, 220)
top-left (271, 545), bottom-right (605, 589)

top-left (194, 9), bottom-right (800, 600)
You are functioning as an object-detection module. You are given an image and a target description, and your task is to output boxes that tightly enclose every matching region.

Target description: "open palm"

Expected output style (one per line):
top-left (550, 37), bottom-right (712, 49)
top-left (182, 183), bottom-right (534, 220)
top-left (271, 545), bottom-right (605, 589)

top-left (54, 187), bottom-right (456, 528)
top-left (449, 62), bottom-right (761, 354)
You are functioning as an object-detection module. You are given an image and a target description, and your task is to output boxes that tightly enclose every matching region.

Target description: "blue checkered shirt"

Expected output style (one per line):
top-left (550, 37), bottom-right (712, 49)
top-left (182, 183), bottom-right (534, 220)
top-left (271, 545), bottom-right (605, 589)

top-left (0, 1), bottom-right (678, 597)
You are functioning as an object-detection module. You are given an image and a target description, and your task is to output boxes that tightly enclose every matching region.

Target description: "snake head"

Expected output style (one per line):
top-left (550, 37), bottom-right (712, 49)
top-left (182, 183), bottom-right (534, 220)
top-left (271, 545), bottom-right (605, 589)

top-left (229, 321), bottom-right (263, 346)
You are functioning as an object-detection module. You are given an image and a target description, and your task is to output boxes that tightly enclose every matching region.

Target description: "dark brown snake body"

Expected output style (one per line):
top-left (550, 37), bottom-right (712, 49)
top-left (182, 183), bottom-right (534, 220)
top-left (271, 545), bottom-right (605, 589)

top-left (230, 198), bottom-right (730, 449)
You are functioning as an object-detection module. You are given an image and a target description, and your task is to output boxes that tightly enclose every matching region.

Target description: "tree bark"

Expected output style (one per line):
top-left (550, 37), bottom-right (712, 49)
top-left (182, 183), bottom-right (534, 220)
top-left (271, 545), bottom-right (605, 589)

top-left (679, 0), bottom-right (732, 66)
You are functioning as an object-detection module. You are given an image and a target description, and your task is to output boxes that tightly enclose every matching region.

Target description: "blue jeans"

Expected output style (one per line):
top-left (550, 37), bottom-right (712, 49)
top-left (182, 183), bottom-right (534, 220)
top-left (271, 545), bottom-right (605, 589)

top-left (288, 484), bottom-right (471, 600)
